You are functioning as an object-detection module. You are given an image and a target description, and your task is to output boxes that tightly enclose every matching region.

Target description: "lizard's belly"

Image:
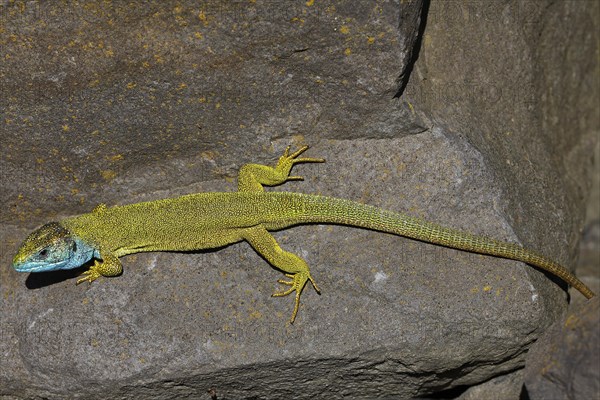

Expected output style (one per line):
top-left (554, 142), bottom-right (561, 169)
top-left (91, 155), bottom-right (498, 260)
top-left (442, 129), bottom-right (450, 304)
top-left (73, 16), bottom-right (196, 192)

top-left (114, 226), bottom-right (247, 255)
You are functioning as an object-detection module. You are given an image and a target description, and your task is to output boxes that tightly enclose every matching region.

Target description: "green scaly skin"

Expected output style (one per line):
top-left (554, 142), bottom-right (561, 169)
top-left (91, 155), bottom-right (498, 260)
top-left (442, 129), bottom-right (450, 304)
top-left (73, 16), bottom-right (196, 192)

top-left (12, 146), bottom-right (596, 323)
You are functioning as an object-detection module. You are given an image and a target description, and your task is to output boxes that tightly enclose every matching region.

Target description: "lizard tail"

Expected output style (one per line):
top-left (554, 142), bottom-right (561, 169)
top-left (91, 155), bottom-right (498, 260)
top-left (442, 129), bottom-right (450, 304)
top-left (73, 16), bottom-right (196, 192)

top-left (290, 193), bottom-right (595, 299)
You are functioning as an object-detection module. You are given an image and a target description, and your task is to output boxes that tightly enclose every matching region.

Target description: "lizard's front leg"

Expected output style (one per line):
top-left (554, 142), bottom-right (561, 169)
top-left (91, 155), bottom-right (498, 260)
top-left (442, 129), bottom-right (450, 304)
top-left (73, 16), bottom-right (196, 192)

top-left (76, 252), bottom-right (122, 284)
top-left (242, 225), bottom-right (320, 323)
top-left (238, 145), bottom-right (324, 192)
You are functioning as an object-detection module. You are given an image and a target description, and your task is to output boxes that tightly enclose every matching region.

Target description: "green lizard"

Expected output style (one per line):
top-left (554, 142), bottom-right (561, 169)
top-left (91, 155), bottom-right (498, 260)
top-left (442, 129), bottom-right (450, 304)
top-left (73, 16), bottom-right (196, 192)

top-left (12, 145), bottom-right (595, 323)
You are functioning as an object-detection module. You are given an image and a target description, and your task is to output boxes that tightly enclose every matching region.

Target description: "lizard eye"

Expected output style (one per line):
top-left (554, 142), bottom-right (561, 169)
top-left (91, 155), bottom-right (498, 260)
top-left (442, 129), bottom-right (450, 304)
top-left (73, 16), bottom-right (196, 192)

top-left (72, 242), bottom-right (77, 253)
top-left (38, 248), bottom-right (49, 258)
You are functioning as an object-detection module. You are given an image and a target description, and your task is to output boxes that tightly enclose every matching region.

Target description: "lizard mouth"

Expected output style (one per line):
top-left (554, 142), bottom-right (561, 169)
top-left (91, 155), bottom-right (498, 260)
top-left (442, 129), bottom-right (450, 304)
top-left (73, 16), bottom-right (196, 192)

top-left (13, 260), bottom-right (63, 273)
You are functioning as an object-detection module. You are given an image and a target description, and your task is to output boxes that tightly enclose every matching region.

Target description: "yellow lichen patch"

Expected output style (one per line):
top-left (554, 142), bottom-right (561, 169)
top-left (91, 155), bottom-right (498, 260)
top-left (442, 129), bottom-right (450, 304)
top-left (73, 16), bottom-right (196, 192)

top-left (292, 134), bottom-right (306, 144)
top-left (424, 33), bottom-right (432, 47)
top-left (306, 0), bottom-right (314, 6)
top-left (126, 82), bottom-right (137, 89)
top-left (344, 47), bottom-right (352, 56)
top-left (339, 25), bottom-right (350, 34)
top-left (565, 314), bottom-right (579, 328)
top-left (483, 285), bottom-right (492, 292)
top-left (396, 161), bottom-right (406, 174)
top-left (200, 150), bottom-right (217, 160)
top-left (249, 310), bottom-right (262, 319)
top-left (100, 170), bottom-right (117, 181)
top-left (367, 36), bottom-right (375, 44)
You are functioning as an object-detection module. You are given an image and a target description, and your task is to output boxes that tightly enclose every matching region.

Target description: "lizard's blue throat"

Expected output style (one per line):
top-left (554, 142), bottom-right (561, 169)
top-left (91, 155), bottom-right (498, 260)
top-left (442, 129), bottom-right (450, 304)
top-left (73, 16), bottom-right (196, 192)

top-left (13, 234), bottom-right (96, 273)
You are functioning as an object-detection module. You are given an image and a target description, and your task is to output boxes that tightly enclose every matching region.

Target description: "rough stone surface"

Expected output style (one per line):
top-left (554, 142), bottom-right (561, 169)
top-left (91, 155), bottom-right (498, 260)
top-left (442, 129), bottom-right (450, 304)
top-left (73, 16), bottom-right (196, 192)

top-left (572, 219), bottom-right (600, 307)
top-left (396, 0), bottom-right (425, 96)
top-left (0, 0), bottom-right (422, 224)
top-left (2, 135), bottom-right (552, 399)
top-left (1, 1), bottom-right (598, 399)
top-left (524, 297), bottom-right (600, 400)
top-left (456, 369), bottom-right (525, 400)
top-left (405, 0), bottom-right (600, 280)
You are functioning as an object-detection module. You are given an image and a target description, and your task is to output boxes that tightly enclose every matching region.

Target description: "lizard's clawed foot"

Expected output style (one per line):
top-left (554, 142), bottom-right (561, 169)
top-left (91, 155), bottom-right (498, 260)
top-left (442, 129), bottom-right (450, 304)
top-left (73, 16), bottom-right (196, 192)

top-left (277, 145), bottom-right (325, 182)
top-left (272, 272), bottom-right (321, 324)
top-left (76, 261), bottom-right (103, 285)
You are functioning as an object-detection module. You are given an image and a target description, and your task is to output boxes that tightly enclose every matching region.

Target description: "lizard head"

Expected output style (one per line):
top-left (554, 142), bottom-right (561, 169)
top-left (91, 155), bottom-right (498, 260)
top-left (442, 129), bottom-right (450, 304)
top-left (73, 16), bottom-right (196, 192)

top-left (13, 222), bottom-right (92, 273)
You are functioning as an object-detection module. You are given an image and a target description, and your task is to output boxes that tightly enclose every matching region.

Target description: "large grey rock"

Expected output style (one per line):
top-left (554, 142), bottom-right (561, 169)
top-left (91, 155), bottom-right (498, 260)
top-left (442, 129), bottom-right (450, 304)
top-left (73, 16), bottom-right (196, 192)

top-left (1, 135), bottom-right (548, 399)
top-left (0, 0), bottom-right (422, 221)
top-left (1, 1), bottom-right (598, 399)
top-left (524, 297), bottom-right (600, 400)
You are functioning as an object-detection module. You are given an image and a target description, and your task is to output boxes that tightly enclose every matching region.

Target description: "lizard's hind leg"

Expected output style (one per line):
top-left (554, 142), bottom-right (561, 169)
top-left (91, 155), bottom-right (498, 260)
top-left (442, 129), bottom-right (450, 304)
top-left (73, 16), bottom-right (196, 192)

top-left (238, 145), bottom-right (324, 192)
top-left (243, 225), bottom-right (320, 323)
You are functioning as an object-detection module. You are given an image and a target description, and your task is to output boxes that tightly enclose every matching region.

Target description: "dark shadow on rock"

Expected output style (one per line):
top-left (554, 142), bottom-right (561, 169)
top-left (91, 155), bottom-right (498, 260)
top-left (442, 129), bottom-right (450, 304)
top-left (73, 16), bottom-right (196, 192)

top-left (395, 0), bottom-right (430, 98)
top-left (25, 261), bottom-right (95, 289)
